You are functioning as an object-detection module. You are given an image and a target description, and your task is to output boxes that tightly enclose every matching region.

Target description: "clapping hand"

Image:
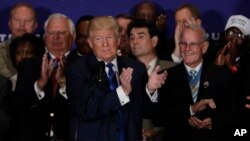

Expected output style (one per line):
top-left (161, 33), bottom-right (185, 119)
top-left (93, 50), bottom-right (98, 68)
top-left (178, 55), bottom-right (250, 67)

top-left (147, 65), bottom-right (167, 93)
top-left (120, 67), bottom-right (133, 96)
top-left (191, 99), bottom-right (216, 113)
top-left (188, 116), bottom-right (212, 129)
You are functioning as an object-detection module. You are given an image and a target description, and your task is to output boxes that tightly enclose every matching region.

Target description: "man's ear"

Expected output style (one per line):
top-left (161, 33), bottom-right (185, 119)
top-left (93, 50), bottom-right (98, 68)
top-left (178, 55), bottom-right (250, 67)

top-left (152, 36), bottom-right (158, 48)
top-left (202, 41), bottom-right (209, 54)
top-left (87, 38), bottom-right (93, 49)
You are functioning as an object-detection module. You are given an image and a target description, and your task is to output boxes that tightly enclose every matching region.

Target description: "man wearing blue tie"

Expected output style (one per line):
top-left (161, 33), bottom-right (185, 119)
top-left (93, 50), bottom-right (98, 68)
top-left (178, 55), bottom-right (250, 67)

top-left (66, 16), bottom-right (166, 141)
top-left (155, 24), bottom-right (238, 140)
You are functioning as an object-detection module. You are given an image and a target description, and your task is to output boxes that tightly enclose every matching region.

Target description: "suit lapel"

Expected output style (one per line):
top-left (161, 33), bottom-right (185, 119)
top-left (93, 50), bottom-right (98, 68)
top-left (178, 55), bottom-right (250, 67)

top-left (86, 53), bottom-right (110, 91)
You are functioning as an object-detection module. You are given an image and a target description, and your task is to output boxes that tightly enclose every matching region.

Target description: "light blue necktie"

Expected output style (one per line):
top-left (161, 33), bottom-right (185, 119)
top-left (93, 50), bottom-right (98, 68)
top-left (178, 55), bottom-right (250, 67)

top-left (189, 70), bottom-right (198, 102)
top-left (106, 63), bottom-right (124, 141)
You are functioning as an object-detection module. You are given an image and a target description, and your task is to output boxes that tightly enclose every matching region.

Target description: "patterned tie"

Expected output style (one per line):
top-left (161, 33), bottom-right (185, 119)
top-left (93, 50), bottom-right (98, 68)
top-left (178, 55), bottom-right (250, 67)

top-left (106, 63), bottom-right (124, 141)
top-left (189, 69), bottom-right (198, 102)
top-left (106, 63), bottom-right (118, 90)
top-left (51, 58), bottom-right (60, 98)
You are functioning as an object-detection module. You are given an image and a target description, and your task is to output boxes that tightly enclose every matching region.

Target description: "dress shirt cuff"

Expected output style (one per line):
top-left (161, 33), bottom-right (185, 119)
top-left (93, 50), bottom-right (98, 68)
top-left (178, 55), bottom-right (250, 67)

top-left (34, 81), bottom-right (45, 100)
top-left (59, 86), bottom-right (68, 99)
top-left (145, 85), bottom-right (158, 103)
top-left (171, 53), bottom-right (182, 63)
top-left (152, 127), bottom-right (165, 133)
top-left (190, 105), bottom-right (195, 116)
top-left (117, 86), bottom-right (130, 106)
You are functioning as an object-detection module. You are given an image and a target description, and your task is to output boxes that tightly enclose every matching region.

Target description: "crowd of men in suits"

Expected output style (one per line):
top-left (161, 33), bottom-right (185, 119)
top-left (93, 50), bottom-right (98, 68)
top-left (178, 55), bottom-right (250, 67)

top-left (0, 1), bottom-right (250, 141)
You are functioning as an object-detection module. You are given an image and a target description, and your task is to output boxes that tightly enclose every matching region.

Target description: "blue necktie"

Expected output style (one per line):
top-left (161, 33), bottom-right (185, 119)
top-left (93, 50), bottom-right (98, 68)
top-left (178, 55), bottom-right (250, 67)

top-left (106, 63), bottom-right (124, 141)
top-left (189, 70), bottom-right (198, 102)
top-left (107, 63), bottom-right (118, 91)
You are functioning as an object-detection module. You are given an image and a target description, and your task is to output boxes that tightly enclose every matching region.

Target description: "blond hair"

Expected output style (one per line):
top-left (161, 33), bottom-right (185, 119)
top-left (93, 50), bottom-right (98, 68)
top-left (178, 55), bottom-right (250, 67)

top-left (88, 16), bottom-right (119, 38)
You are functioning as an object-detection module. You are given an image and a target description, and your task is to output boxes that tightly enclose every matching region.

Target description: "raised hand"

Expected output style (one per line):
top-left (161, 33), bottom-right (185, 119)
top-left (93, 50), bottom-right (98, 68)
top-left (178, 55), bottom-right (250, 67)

top-left (37, 53), bottom-right (53, 90)
top-left (156, 14), bottom-right (166, 34)
top-left (246, 96), bottom-right (250, 109)
top-left (147, 65), bottom-right (167, 93)
top-left (188, 116), bottom-right (212, 129)
top-left (120, 67), bottom-right (133, 96)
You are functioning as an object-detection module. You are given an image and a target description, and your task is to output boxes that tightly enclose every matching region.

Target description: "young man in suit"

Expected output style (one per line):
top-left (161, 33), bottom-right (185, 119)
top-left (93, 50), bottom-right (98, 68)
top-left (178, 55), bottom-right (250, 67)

top-left (127, 18), bottom-right (176, 141)
top-left (66, 16), bottom-right (166, 141)
top-left (156, 24), bottom-right (238, 140)
top-left (12, 13), bottom-right (75, 141)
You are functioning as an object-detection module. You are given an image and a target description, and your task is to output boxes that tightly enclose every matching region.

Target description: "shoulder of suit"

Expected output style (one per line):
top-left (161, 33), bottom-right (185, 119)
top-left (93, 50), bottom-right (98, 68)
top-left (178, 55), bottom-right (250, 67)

top-left (158, 59), bottom-right (177, 69)
top-left (0, 40), bottom-right (11, 49)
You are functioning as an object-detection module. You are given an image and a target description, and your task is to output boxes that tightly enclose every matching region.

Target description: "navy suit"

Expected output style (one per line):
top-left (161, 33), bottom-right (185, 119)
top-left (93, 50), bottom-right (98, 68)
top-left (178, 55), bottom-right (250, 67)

top-left (66, 53), bottom-right (148, 141)
top-left (12, 56), bottom-right (69, 141)
top-left (156, 62), bottom-right (238, 141)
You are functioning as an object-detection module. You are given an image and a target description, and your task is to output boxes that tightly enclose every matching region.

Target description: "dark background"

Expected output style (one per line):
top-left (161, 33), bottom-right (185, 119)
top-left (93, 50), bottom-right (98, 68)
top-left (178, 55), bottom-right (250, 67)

top-left (0, 0), bottom-right (250, 42)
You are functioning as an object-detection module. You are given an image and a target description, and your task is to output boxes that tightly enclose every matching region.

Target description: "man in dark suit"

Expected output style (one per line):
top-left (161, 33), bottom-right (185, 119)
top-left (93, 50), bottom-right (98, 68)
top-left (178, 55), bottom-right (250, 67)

top-left (66, 16), bottom-right (166, 141)
top-left (127, 19), bottom-right (176, 141)
top-left (0, 76), bottom-right (11, 141)
top-left (12, 13), bottom-right (75, 141)
top-left (156, 24), bottom-right (238, 141)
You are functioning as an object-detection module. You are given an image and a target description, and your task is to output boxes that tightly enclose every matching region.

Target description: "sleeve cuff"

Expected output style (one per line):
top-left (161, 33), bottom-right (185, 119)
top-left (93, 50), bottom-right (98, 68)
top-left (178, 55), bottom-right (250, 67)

top-left (34, 81), bottom-right (45, 100)
top-left (190, 106), bottom-right (195, 116)
top-left (117, 86), bottom-right (130, 106)
top-left (145, 84), bottom-right (158, 103)
top-left (59, 86), bottom-right (68, 99)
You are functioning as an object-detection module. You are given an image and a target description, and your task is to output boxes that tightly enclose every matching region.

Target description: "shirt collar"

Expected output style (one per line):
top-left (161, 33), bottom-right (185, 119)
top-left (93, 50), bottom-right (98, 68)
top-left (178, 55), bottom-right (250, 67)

top-left (48, 51), bottom-right (70, 59)
top-left (184, 61), bottom-right (202, 73)
top-left (147, 57), bottom-right (158, 75)
top-left (97, 57), bottom-right (118, 71)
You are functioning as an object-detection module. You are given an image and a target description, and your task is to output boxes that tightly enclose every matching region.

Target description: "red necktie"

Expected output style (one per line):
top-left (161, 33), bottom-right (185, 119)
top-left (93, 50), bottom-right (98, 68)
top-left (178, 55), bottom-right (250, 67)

top-left (51, 58), bottom-right (60, 98)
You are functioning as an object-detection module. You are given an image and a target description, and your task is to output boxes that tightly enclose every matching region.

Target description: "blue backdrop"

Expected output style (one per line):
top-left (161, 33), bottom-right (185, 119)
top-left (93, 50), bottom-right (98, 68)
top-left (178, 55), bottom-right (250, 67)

top-left (0, 0), bottom-right (250, 42)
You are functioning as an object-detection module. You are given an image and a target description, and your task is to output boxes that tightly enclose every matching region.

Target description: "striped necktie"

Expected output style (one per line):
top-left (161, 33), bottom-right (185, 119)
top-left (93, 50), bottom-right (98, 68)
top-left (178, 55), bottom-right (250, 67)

top-left (189, 70), bottom-right (198, 102)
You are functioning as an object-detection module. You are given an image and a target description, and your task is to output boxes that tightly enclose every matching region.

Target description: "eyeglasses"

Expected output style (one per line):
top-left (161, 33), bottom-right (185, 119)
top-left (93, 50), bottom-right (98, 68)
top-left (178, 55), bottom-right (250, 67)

top-left (46, 31), bottom-right (67, 38)
top-left (226, 30), bottom-right (246, 39)
top-left (179, 41), bottom-right (205, 49)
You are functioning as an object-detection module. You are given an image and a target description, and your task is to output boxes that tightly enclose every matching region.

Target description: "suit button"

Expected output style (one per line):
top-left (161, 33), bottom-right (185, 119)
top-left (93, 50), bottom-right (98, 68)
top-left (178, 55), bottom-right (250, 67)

top-left (50, 112), bottom-right (54, 117)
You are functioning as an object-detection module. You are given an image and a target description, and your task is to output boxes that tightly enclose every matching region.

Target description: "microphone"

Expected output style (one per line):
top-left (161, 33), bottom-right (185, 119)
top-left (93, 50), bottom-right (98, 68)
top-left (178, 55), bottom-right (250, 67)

top-left (73, 61), bottom-right (105, 141)
top-left (98, 61), bottom-right (105, 82)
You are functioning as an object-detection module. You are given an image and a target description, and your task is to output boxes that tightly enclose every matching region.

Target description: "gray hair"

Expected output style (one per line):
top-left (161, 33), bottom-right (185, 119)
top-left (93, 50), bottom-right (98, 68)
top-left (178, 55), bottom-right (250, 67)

top-left (181, 24), bottom-right (208, 41)
top-left (44, 13), bottom-right (75, 35)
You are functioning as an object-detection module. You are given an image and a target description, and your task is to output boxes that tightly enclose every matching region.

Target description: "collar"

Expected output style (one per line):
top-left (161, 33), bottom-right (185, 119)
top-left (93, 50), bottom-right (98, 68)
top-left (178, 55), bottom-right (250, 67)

top-left (97, 57), bottom-right (118, 72)
top-left (184, 61), bottom-right (202, 73)
top-left (147, 57), bottom-right (158, 75)
top-left (48, 51), bottom-right (70, 59)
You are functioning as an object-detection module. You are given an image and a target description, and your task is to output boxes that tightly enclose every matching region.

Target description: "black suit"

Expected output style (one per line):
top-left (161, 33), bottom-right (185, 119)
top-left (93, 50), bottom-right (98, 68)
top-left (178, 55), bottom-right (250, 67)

top-left (12, 56), bottom-right (69, 141)
top-left (66, 53), bottom-right (148, 141)
top-left (0, 76), bottom-right (11, 141)
top-left (156, 62), bottom-right (238, 141)
top-left (234, 52), bottom-right (250, 139)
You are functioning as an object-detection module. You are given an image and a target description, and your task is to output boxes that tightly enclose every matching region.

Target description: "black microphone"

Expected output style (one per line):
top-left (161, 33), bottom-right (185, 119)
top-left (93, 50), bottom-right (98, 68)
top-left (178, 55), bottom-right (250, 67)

top-left (98, 61), bottom-right (105, 82)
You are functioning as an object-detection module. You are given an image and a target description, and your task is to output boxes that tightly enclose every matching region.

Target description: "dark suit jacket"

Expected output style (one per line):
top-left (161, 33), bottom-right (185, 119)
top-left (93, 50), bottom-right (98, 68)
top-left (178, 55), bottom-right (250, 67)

top-left (156, 62), bottom-right (238, 141)
top-left (0, 76), bottom-right (11, 140)
top-left (12, 56), bottom-right (69, 141)
top-left (234, 52), bottom-right (250, 135)
top-left (66, 53), bottom-right (148, 141)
